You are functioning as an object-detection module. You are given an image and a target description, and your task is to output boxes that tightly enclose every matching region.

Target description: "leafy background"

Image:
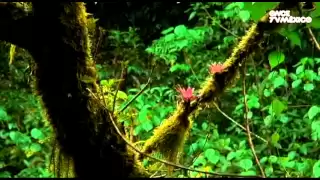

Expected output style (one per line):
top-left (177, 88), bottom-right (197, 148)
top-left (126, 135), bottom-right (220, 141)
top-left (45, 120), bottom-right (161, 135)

top-left (1, 2), bottom-right (320, 178)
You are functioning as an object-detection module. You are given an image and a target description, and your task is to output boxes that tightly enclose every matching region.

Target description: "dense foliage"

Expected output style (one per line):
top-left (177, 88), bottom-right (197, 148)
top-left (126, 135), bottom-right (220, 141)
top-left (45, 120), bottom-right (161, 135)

top-left (1, 2), bottom-right (320, 178)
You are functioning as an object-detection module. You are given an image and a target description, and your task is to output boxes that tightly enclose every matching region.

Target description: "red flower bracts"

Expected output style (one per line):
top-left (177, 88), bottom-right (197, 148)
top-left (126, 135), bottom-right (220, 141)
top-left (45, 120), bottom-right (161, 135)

top-left (209, 62), bottom-right (225, 74)
top-left (176, 87), bottom-right (197, 102)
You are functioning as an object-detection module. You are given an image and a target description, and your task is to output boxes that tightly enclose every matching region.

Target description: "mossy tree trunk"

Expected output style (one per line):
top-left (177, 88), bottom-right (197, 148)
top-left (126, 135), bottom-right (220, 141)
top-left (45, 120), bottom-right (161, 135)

top-left (0, 2), bottom-right (143, 178)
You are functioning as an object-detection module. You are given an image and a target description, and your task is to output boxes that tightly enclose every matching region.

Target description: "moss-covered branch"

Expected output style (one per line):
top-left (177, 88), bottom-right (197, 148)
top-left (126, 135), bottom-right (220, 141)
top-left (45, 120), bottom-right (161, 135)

top-left (140, 2), bottom-right (299, 168)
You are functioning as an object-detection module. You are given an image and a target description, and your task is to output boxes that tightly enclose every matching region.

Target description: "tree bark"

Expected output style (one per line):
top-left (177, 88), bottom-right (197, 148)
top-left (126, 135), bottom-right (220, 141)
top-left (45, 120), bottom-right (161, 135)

top-left (0, 2), bottom-right (145, 178)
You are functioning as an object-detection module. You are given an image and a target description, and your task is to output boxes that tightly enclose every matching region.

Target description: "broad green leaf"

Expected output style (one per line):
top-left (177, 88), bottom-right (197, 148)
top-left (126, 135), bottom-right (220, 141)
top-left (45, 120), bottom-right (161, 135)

top-left (227, 152), bottom-right (237, 161)
top-left (271, 99), bottom-right (287, 116)
top-left (201, 122), bottom-right (208, 130)
top-left (30, 143), bottom-right (42, 152)
top-left (188, 11), bottom-right (197, 21)
top-left (240, 170), bottom-right (256, 175)
top-left (133, 126), bottom-right (142, 136)
top-left (273, 76), bottom-right (286, 88)
top-left (269, 155), bottom-right (278, 163)
top-left (271, 132), bottom-right (280, 144)
top-left (292, 79), bottom-right (302, 88)
top-left (296, 65), bottom-right (304, 74)
top-left (288, 151), bottom-right (297, 160)
top-left (268, 51), bottom-right (285, 69)
top-left (308, 106), bottom-right (320, 120)
top-left (225, 2), bottom-right (244, 10)
top-left (309, 17), bottom-right (320, 29)
top-left (263, 89), bottom-right (271, 97)
top-left (142, 121), bottom-right (153, 132)
top-left (31, 128), bottom-right (45, 140)
top-left (117, 91), bottom-right (128, 100)
top-left (260, 157), bottom-right (268, 164)
top-left (243, 2), bottom-right (278, 22)
top-left (310, 3), bottom-right (320, 18)
top-left (174, 25), bottom-right (188, 36)
top-left (265, 166), bottom-right (273, 176)
top-left (204, 149), bottom-right (220, 164)
top-left (311, 121), bottom-right (320, 141)
top-left (169, 63), bottom-right (191, 72)
top-left (264, 115), bottom-right (272, 127)
top-left (239, 10), bottom-right (250, 22)
top-left (239, 159), bottom-right (253, 171)
top-left (161, 27), bottom-right (174, 35)
top-left (304, 83), bottom-right (315, 91)
top-left (0, 107), bottom-right (10, 121)
top-left (313, 160), bottom-right (320, 177)
top-left (279, 30), bottom-right (301, 48)
top-left (193, 156), bottom-right (207, 166)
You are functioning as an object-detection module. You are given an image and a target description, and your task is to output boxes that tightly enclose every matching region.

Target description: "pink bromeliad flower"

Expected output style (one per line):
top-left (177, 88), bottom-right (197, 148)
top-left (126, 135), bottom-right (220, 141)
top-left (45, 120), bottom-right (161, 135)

top-left (209, 62), bottom-right (225, 74)
top-left (176, 87), bottom-right (197, 102)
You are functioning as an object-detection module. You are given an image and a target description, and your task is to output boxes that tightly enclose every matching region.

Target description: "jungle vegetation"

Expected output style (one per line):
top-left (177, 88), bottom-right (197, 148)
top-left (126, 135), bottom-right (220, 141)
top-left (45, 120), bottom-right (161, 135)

top-left (1, 2), bottom-right (320, 178)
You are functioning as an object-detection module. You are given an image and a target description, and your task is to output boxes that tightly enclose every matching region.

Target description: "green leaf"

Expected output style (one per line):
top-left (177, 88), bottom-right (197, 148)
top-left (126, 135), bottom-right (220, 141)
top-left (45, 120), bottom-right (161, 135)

top-left (279, 30), bottom-right (301, 48)
top-left (193, 156), bottom-right (207, 166)
top-left (304, 83), bottom-right (315, 91)
top-left (169, 63), bottom-right (191, 73)
top-left (117, 91), bottom-right (128, 100)
top-left (239, 10), bottom-right (250, 22)
top-left (313, 160), bottom-right (320, 177)
top-left (263, 89), bottom-right (271, 97)
top-left (269, 52), bottom-right (286, 70)
top-left (309, 17), bottom-right (320, 29)
top-left (0, 107), bottom-right (10, 121)
top-left (188, 11), bottom-right (197, 21)
top-left (269, 155), bottom-right (278, 163)
top-left (31, 128), bottom-right (45, 140)
top-left (271, 132), bottom-right (280, 144)
top-left (243, 2), bottom-right (278, 22)
top-left (265, 166), bottom-right (273, 176)
top-left (260, 157), bottom-right (268, 164)
top-left (161, 27), bottom-right (174, 35)
top-left (308, 106), bottom-right (320, 120)
top-left (240, 170), bottom-right (256, 175)
top-left (268, 51), bottom-right (285, 69)
top-left (311, 121), bottom-right (320, 141)
top-left (133, 126), bottom-right (141, 136)
top-left (288, 151), bottom-right (297, 160)
top-left (174, 25), bottom-right (188, 36)
top-left (310, 3), bottom-right (320, 18)
top-left (204, 149), bottom-right (220, 164)
top-left (227, 152), bottom-right (237, 161)
top-left (30, 143), bottom-right (42, 152)
top-left (239, 159), bottom-right (253, 171)
top-left (292, 79), bottom-right (302, 88)
top-left (296, 65), bottom-right (304, 74)
top-left (271, 99), bottom-right (287, 116)
top-left (201, 122), bottom-right (208, 130)
top-left (142, 121), bottom-right (153, 132)
top-left (273, 76), bottom-right (286, 89)
top-left (225, 2), bottom-right (244, 10)
top-left (264, 115), bottom-right (272, 127)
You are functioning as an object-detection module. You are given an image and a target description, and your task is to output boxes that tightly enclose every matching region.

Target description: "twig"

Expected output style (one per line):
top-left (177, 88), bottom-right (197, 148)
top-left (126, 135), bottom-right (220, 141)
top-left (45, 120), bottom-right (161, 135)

top-left (190, 134), bottom-right (211, 166)
top-left (213, 103), bottom-right (268, 144)
top-left (86, 88), bottom-right (262, 178)
top-left (306, 27), bottom-right (320, 51)
top-left (118, 66), bottom-right (155, 113)
top-left (242, 66), bottom-right (266, 178)
top-left (150, 164), bottom-right (164, 178)
top-left (295, 2), bottom-right (320, 52)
